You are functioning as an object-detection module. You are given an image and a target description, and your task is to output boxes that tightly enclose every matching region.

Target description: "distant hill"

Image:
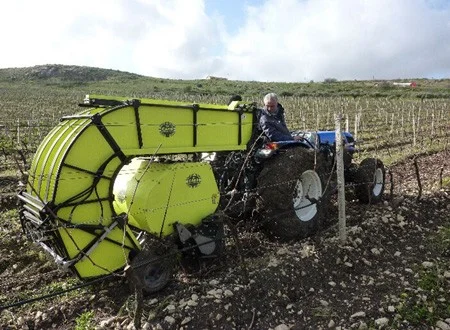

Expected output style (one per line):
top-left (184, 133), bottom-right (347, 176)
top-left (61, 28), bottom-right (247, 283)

top-left (0, 64), bottom-right (448, 99)
top-left (0, 64), bottom-right (143, 82)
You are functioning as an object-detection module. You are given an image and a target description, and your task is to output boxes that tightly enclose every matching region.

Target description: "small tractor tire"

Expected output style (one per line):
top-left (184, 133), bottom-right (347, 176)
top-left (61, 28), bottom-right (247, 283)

top-left (354, 157), bottom-right (385, 203)
top-left (130, 248), bottom-right (175, 295)
top-left (256, 148), bottom-right (332, 241)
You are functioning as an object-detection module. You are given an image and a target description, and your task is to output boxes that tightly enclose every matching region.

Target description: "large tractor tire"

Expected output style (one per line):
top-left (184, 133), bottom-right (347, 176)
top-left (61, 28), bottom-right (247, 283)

top-left (256, 148), bottom-right (332, 241)
top-left (354, 157), bottom-right (385, 203)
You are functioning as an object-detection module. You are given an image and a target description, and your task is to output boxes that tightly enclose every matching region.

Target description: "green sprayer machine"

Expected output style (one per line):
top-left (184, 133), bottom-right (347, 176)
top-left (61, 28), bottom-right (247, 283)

top-left (18, 95), bottom-right (385, 293)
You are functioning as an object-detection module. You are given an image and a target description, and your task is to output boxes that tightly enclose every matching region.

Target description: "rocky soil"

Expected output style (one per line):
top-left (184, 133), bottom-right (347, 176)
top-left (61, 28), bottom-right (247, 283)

top-left (0, 151), bottom-right (449, 330)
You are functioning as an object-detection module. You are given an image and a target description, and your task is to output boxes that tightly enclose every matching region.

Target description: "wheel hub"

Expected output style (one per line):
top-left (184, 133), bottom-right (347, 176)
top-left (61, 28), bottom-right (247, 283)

top-left (293, 170), bottom-right (322, 222)
top-left (372, 168), bottom-right (384, 197)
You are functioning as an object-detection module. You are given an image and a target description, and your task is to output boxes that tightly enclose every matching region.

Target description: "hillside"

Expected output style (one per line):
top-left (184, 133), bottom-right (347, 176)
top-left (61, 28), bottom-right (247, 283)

top-left (0, 64), bottom-right (143, 83)
top-left (1, 64), bottom-right (450, 99)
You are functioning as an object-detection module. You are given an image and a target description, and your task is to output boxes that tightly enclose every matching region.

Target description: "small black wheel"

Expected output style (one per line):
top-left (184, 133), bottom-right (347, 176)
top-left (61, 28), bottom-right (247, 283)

top-left (256, 148), bottom-right (332, 241)
top-left (130, 249), bottom-right (175, 295)
top-left (354, 157), bottom-right (385, 203)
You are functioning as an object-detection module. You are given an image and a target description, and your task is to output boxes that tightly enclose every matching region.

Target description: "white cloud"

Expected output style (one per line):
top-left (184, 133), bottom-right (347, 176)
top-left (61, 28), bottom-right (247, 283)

top-left (131, 0), bottom-right (225, 78)
top-left (1, 0), bottom-right (126, 68)
top-left (217, 0), bottom-right (450, 81)
top-left (0, 0), bottom-right (449, 81)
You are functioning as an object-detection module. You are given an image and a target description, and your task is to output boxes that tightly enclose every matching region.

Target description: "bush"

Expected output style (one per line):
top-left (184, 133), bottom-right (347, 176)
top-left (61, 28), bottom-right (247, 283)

top-left (378, 81), bottom-right (393, 90)
top-left (279, 91), bottom-right (294, 97)
top-left (324, 78), bottom-right (338, 84)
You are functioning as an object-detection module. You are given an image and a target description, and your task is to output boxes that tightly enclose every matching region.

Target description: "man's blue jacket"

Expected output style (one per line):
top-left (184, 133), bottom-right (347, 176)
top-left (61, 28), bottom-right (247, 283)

top-left (258, 104), bottom-right (293, 141)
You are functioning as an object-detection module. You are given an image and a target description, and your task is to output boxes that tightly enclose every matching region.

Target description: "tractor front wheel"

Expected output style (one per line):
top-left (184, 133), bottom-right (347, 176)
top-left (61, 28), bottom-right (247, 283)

top-left (354, 157), bottom-right (385, 203)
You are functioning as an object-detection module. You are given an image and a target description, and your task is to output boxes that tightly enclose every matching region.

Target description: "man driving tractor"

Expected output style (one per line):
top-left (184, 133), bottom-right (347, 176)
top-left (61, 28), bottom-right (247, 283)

top-left (259, 93), bottom-right (303, 142)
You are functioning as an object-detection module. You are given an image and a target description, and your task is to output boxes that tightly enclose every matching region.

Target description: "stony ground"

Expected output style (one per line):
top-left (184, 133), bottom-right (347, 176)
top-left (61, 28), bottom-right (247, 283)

top-left (0, 151), bottom-right (449, 330)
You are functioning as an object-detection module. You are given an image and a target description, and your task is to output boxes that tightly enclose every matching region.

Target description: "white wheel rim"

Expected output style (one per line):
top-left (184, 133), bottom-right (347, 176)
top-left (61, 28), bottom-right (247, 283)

top-left (293, 170), bottom-right (322, 222)
top-left (372, 168), bottom-right (384, 196)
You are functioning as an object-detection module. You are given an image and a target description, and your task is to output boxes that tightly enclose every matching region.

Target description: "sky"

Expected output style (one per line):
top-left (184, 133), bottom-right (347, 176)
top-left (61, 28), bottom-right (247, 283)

top-left (1, 0), bottom-right (450, 82)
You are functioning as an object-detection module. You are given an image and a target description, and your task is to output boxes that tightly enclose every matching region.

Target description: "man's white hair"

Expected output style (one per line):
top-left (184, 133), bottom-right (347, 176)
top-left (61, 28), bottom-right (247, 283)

top-left (263, 93), bottom-right (278, 104)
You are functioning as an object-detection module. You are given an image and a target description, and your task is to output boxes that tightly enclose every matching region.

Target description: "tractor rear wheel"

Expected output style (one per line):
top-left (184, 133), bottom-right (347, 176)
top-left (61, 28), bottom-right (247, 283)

top-left (256, 148), bottom-right (332, 241)
top-left (354, 157), bottom-right (385, 203)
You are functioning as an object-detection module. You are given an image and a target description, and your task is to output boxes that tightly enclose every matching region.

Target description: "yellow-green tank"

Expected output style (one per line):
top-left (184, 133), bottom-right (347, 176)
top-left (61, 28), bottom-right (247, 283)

top-left (20, 95), bottom-right (255, 279)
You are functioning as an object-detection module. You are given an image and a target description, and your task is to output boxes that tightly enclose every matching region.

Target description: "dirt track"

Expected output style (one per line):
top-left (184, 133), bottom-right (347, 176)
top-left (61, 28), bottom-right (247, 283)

top-left (0, 150), bottom-right (449, 329)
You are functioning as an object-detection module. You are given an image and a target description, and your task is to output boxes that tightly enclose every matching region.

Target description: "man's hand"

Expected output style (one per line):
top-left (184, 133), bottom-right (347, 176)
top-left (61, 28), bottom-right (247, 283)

top-left (293, 135), bottom-right (304, 141)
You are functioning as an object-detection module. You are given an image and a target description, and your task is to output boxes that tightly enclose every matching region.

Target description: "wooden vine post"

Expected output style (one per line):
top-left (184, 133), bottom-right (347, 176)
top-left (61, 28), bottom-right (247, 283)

top-left (335, 113), bottom-right (347, 243)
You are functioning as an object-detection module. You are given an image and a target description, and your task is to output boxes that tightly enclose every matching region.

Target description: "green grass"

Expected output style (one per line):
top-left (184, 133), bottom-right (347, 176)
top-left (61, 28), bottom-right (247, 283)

top-left (442, 177), bottom-right (450, 188)
top-left (75, 310), bottom-right (95, 330)
top-left (435, 225), bottom-right (450, 257)
top-left (41, 277), bottom-right (83, 296)
top-left (395, 224), bottom-right (450, 327)
top-left (397, 266), bottom-right (450, 326)
top-left (0, 209), bottom-right (20, 236)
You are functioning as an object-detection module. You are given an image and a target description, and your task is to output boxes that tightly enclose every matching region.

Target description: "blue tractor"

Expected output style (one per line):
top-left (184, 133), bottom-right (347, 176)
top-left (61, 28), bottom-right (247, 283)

top-left (215, 122), bottom-right (386, 241)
